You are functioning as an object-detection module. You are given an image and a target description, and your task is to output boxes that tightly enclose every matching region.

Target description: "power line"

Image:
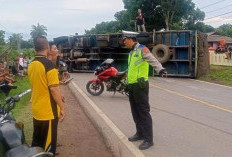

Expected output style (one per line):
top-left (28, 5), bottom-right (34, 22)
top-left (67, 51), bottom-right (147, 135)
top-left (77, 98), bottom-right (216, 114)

top-left (206, 3), bottom-right (232, 13)
top-left (205, 10), bottom-right (232, 20)
top-left (200, 0), bottom-right (227, 9)
top-left (205, 15), bottom-right (232, 23)
top-left (0, 23), bottom-right (13, 34)
top-left (204, 16), bottom-right (232, 24)
top-left (57, 8), bottom-right (88, 11)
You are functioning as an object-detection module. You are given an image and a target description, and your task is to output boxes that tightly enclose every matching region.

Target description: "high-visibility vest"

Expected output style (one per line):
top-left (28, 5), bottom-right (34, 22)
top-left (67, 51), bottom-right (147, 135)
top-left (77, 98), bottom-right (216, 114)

top-left (127, 47), bottom-right (149, 84)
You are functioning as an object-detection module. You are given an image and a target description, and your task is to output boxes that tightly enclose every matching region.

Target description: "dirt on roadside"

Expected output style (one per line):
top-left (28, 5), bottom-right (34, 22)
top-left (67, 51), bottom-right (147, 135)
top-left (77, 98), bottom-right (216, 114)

top-left (57, 85), bottom-right (113, 157)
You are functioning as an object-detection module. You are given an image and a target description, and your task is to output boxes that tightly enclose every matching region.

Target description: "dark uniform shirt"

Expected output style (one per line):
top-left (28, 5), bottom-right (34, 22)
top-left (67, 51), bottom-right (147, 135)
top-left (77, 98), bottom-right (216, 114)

top-left (136, 13), bottom-right (144, 25)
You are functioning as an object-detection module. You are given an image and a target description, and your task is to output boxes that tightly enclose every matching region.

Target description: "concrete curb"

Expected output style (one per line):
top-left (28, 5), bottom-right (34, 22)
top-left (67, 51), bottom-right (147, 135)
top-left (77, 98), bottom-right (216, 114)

top-left (68, 81), bottom-right (145, 157)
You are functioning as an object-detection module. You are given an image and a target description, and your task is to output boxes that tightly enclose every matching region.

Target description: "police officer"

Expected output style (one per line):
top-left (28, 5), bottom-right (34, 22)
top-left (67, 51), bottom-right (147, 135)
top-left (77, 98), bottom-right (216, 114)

top-left (123, 31), bottom-right (167, 150)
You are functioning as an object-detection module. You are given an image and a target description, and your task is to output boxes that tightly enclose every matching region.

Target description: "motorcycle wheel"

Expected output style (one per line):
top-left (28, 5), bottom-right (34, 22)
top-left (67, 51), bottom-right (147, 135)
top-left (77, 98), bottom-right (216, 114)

top-left (86, 81), bottom-right (104, 96)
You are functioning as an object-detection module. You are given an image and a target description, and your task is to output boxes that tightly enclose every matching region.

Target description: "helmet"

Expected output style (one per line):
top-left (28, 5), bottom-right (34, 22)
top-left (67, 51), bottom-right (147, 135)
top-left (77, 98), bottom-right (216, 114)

top-left (101, 59), bottom-right (114, 69)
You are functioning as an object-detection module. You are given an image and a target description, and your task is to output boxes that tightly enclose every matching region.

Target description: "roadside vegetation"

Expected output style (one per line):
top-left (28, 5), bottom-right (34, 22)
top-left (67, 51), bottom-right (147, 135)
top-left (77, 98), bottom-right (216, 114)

top-left (0, 77), bottom-right (31, 116)
top-left (0, 76), bottom-right (32, 155)
top-left (199, 65), bottom-right (232, 86)
top-left (0, 23), bottom-right (47, 156)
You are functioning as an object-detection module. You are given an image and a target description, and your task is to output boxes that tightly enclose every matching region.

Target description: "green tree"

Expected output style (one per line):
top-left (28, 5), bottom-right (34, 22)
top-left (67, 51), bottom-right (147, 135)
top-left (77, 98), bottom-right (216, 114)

top-left (8, 33), bottom-right (23, 50)
top-left (85, 21), bottom-right (120, 34)
top-left (9, 49), bottom-right (19, 60)
top-left (216, 24), bottom-right (232, 37)
top-left (85, 10), bottom-right (135, 34)
top-left (122, 0), bottom-right (166, 31)
top-left (21, 39), bottom-right (34, 49)
top-left (114, 10), bottom-right (135, 31)
top-left (193, 22), bottom-right (215, 32)
top-left (22, 48), bottom-right (36, 57)
top-left (170, 23), bottom-right (184, 30)
top-left (161, 0), bottom-right (178, 30)
top-left (86, 0), bottom-right (208, 33)
top-left (184, 8), bottom-right (205, 30)
top-left (30, 23), bottom-right (47, 39)
top-left (0, 30), bottom-right (5, 45)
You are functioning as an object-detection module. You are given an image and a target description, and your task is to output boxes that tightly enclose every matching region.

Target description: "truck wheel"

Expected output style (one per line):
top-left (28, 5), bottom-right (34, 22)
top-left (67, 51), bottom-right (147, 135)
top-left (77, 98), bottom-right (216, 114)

top-left (152, 44), bottom-right (170, 63)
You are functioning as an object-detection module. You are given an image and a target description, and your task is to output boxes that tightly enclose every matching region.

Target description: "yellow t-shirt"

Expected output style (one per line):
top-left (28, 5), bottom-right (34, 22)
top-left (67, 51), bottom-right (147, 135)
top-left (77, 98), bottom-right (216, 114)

top-left (28, 55), bottom-right (60, 120)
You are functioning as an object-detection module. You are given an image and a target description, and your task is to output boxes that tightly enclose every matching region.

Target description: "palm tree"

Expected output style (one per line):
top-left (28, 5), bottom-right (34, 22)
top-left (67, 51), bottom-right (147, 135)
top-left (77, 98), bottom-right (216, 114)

top-left (30, 23), bottom-right (47, 39)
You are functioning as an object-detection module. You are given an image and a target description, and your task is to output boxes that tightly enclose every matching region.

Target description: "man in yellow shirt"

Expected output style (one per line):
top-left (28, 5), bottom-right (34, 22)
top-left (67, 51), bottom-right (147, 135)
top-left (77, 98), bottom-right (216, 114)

top-left (28, 36), bottom-right (65, 156)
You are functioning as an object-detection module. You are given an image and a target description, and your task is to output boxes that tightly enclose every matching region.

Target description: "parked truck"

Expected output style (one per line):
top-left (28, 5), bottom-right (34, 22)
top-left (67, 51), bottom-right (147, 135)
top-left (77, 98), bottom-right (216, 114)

top-left (53, 30), bottom-right (209, 78)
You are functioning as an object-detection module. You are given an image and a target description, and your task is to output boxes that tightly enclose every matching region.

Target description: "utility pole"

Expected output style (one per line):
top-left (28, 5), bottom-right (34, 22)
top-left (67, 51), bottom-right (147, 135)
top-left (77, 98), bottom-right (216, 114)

top-left (17, 34), bottom-right (21, 50)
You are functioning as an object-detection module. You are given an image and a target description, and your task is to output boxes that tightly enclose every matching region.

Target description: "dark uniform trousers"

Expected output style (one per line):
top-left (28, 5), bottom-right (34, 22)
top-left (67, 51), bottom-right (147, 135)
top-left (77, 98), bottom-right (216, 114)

top-left (32, 117), bottom-right (58, 156)
top-left (128, 81), bottom-right (153, 142)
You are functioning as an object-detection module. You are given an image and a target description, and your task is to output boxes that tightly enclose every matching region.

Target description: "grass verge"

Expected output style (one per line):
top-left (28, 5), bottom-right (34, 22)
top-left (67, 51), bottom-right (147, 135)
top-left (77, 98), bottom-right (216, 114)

top-left (198, 65), bottom-right (232, 86)
top-left (0, 76), bottom-right (32, 156)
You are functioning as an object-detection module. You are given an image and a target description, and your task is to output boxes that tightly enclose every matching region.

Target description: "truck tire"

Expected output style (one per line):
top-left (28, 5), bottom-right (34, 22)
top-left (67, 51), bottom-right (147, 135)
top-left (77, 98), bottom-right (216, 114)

top-left (152, 44), bottom-right (170, 63)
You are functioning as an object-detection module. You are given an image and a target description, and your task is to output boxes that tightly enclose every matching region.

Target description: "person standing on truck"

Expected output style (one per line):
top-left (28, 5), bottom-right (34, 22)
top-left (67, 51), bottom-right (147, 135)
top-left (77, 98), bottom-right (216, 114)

top-left (136, 9), bottom-right (146, 32)
top-left (123, 31), bottom-right (167, 150)
top-left (28, 36), bottom-right (65, 156)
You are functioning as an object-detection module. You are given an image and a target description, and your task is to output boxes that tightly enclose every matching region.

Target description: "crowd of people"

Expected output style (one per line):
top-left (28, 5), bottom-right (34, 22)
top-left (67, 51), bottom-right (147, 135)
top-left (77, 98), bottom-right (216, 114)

top-left (0, 61), bottom-right (17, 96)
top-left (0, 52), bottom-right (33, 95)
top-left (0, 45), bottom-right (71, 97)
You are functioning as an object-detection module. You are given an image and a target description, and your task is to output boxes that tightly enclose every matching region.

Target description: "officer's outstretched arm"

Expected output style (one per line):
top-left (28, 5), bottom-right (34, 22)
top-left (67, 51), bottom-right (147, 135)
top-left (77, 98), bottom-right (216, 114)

top-left (141, 48), bottom-right (166, 75)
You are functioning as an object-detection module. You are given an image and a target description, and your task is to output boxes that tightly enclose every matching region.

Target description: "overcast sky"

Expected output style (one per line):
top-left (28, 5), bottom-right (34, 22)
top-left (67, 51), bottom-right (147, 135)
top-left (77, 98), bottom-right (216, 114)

top-left (0, 0), bottom-right (231, 40)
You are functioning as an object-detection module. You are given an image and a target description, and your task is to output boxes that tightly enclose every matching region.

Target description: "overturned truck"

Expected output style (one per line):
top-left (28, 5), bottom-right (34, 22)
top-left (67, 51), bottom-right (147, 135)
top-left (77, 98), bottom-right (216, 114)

top-left (53, 30), bottom-right (209, 78)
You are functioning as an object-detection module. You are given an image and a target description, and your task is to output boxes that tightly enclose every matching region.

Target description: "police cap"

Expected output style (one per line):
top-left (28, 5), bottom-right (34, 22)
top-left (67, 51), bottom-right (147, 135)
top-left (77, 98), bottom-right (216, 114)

top-left (122, 30), bottom-right (139, 41)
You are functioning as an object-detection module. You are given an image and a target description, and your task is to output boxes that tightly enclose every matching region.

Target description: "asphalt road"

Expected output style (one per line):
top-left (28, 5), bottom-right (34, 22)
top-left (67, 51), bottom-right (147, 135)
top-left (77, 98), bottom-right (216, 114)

top-left (71, 73), bottom-right (232, 157)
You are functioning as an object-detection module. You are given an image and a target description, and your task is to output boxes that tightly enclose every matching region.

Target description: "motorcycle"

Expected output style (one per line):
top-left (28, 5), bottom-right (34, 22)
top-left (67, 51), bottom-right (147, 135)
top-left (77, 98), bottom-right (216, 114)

top-left (58, 59), bottom-right (73, 85)
top-left (86, 59), bottom-right (129, 96)
top-left (0, 89), bottom-right (53, 157)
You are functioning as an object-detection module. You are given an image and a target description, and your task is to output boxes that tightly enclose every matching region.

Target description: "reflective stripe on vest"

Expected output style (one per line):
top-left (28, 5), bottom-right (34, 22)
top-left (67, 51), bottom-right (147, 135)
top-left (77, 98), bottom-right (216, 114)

top-left (127, 48), bottom-right (149, 84)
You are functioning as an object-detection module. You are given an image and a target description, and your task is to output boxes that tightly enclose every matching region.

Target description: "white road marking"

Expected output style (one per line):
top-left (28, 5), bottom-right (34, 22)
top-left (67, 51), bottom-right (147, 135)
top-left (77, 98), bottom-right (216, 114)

top-left (191, 79), bottom-right (232, 89)
top-left (150, 84), bottom-right (232, 114)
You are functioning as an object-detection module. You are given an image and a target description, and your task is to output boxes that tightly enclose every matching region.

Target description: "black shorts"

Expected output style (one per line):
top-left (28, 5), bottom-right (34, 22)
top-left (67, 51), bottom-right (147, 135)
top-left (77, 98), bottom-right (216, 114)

top-left (31, 117), bottom-right (58, 156)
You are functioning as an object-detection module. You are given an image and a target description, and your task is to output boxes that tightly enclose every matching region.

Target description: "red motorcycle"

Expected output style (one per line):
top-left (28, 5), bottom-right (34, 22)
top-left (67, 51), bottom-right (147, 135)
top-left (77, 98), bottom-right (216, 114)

top-left (86, 59), bottom-right (128, 96)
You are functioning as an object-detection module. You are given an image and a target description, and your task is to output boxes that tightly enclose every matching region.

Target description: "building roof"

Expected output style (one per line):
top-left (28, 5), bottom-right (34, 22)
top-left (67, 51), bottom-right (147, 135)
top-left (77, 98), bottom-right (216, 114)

top-left (206, 32), bottom-right (221, 36)
top-left (208, 35), bottom-right (232, 44)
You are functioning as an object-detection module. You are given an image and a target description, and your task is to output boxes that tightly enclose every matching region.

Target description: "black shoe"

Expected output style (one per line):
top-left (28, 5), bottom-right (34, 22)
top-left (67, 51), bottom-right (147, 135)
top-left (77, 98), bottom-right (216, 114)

top-left (139, 140), bottom-right (153, 150)
top-left (128, 134), bottom-right (144, 142)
